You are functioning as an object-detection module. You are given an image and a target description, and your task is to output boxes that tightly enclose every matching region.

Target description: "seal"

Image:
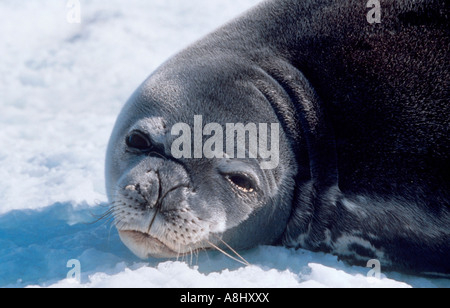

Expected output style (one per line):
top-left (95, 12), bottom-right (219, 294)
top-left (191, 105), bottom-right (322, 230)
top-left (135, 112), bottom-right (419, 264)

top-left (105, 0), bottom-right (450, 275)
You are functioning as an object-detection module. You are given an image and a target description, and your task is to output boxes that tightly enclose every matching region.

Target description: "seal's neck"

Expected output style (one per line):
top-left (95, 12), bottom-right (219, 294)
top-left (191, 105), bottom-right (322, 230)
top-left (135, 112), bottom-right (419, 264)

top-left (253, 57), bottom-right (342, 251)
top-left (282, 181), bottom-right (340, 251)
top-left (254, 57), bottom-right (339, 189)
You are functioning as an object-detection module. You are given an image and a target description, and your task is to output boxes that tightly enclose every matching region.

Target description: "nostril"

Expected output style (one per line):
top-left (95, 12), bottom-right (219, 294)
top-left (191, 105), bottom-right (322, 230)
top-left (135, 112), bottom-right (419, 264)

top-left (123, 179), bottom-right (160, 210)
top-left (125, 185), bottom-right (136, 191)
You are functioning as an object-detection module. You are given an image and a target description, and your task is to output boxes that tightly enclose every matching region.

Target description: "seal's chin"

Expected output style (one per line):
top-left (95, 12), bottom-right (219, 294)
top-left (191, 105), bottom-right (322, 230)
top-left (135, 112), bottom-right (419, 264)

top-left (118, 230), bottom-right (179, 259)
top-left (118, 230), bottom-right (209, 259)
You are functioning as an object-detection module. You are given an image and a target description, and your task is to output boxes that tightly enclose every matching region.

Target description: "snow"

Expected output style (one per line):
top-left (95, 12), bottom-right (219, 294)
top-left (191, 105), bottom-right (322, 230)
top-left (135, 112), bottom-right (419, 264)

top-left (0, 0), bottom-right (448, 288)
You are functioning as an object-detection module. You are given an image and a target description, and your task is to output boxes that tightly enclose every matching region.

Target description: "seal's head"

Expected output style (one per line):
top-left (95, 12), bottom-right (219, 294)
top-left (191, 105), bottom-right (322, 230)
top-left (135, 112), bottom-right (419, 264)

top-left (105, 54), bottom-right (298, 259)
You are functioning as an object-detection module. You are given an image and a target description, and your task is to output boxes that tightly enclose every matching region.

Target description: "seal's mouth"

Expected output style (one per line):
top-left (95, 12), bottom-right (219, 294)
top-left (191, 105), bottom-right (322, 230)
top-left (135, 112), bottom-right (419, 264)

top-left (118, 229), bottom-right (210, 259)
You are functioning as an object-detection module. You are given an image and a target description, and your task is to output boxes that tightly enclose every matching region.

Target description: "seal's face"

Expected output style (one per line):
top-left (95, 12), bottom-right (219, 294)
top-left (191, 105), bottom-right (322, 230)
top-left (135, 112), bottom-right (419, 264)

top-left (106, 61), bottom-right (297, 259)
top-left (112, 140), bottom-right (266, 258)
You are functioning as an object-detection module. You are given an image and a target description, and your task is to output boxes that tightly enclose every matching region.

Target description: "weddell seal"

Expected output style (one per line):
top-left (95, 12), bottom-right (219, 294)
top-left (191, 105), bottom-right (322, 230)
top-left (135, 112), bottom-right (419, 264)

top-left (105, 0), bottom-right (450, 275)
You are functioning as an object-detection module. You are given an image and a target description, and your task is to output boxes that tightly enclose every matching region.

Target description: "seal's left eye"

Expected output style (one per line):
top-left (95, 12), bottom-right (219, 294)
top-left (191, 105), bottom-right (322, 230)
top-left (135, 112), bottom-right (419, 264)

top-left (227, 174), bottom-right (256, 193)
top-left (126, 131), bottom-right (152, 151)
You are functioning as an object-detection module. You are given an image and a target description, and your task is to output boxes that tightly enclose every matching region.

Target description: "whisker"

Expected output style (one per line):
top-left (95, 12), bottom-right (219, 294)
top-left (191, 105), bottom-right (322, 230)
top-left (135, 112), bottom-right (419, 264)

top-left (206, 240), bottom-right (250, 266)
top-left (113, 215), bottom-right (129, 231)
top-left (213, 235), bottom-right (250, 266)
top-left (82, 206), bottom-right (116, 225)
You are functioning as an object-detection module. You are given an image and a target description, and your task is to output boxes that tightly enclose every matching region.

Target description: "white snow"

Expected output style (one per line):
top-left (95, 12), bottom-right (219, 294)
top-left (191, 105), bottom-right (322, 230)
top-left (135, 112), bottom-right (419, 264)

top-left (0, 0), bottom-right (448, 288)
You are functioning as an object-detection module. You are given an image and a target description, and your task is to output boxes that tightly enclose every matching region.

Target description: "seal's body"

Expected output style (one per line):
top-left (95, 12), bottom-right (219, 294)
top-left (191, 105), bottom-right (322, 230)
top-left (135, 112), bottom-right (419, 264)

top-left (106, 0), bottom-right (450, 275)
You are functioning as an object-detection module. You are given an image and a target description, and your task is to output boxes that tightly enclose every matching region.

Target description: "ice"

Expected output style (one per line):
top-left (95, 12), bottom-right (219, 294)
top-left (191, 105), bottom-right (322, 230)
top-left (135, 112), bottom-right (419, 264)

top-left (1, 204), bottom-right (447, 288)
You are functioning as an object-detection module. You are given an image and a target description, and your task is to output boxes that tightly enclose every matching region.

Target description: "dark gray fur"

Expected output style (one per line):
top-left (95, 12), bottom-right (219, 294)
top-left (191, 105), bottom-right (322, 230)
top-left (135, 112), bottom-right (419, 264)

top-left (106, 0), bottom-right (449, 275)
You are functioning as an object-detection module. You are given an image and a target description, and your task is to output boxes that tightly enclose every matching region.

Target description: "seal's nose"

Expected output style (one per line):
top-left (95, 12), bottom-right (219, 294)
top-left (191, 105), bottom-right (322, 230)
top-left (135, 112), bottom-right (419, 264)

top-left (124, 170), bottom-right (161, 210)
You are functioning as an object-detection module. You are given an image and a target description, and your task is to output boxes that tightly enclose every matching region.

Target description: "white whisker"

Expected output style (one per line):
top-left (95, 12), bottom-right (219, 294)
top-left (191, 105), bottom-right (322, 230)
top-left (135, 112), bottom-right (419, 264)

top-left (206, 240), bottom-right (250, 266)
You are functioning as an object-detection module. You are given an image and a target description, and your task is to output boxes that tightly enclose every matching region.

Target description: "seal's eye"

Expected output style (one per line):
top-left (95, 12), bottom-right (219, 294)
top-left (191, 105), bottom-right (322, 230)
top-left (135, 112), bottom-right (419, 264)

top-left (126, 131), bottom-right (152, 151)
top-left (227, 174), bottom-right (256, 193)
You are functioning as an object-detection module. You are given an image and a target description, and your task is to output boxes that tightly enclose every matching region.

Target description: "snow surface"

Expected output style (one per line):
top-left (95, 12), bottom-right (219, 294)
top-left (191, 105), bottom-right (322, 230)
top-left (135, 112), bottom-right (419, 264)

top-left (0, 0), bottom-right (448, 288)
